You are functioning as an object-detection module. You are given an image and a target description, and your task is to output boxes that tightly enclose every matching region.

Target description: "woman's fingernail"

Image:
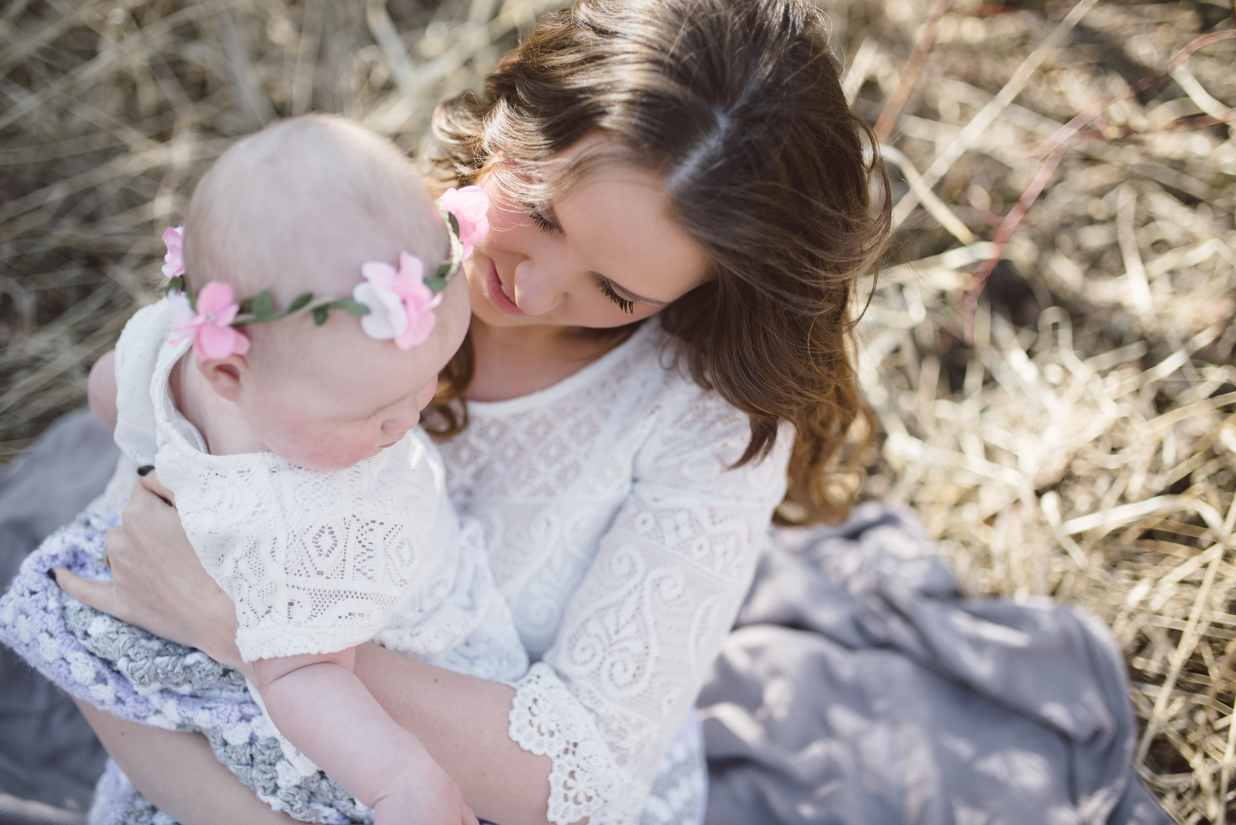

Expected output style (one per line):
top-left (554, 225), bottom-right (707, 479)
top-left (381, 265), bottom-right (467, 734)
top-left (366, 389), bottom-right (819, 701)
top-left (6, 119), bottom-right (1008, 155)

top-left (137, 465), bottom-right (155, 476)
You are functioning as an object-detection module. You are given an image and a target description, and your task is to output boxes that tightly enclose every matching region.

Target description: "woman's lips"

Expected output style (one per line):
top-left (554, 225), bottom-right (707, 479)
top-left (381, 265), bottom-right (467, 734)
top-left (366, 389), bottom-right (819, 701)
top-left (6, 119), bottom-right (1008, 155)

top-left (485, 260), bottom-right (527, 317)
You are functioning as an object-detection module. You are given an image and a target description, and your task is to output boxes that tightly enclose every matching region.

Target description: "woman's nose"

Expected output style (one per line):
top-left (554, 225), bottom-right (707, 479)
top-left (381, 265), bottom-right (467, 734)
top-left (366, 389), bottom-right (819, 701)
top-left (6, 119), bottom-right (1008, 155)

top-left (512, 257), bottom-right (562, 316)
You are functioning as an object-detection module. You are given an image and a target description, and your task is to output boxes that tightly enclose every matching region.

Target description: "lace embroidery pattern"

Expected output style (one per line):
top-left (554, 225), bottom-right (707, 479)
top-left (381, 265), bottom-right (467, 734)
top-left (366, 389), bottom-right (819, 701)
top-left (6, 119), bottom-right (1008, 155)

top-left (442, 324), bottom-right (792, 823)
top-left (114, 298), bottom-right (525, 672)
top-left (509, 664), bottom-right (628, 824)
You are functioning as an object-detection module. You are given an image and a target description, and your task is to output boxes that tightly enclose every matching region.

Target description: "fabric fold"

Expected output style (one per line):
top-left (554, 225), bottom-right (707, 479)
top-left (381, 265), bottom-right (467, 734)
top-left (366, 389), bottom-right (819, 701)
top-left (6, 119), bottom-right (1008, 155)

top-left (699, 504), bottom-right (1169, 825)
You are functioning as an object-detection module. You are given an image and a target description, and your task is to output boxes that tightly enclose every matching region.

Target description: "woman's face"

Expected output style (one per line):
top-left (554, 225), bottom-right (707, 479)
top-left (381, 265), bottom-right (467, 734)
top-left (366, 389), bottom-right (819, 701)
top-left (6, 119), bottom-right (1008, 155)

top-left (464, 135), bottom-right (711, 333)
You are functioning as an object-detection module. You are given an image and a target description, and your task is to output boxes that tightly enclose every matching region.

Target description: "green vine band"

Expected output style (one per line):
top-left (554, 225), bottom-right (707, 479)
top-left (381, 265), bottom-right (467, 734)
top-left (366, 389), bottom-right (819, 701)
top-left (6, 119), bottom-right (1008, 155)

top-left (158, 277), bottom-right (371, 328)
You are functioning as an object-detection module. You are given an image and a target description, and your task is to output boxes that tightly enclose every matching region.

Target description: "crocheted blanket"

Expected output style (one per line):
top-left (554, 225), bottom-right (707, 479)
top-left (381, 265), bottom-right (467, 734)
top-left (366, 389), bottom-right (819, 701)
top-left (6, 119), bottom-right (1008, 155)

top-left (0, 507), bottom-right (371, 825)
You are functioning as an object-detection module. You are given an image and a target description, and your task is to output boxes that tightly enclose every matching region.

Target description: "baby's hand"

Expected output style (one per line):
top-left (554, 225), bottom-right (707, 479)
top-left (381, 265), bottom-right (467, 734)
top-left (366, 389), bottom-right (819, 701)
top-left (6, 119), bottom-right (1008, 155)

top-left (372, 755), bottom-right (478, 825)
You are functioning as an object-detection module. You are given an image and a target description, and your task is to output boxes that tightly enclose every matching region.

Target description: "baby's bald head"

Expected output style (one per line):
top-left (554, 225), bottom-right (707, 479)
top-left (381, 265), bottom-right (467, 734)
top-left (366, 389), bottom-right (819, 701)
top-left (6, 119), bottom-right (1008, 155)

top-left (183, 115), bottom-right (444, 307)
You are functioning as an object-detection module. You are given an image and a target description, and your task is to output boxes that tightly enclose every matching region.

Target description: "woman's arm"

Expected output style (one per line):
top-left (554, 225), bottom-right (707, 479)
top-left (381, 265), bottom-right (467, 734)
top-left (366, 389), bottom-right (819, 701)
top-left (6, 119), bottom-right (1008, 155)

top-left (493, 392), bottom-right (793, 824)
top-left (74, 700), bottom-right (295, 825)
top-left (55, 473), bottom-right (558, 825)
top-left (354, 644), bottom-right (554, 825)
top-left (75, 648), bottom-right (553, 825)
top-left (251, 650), bottom-right (478, 825)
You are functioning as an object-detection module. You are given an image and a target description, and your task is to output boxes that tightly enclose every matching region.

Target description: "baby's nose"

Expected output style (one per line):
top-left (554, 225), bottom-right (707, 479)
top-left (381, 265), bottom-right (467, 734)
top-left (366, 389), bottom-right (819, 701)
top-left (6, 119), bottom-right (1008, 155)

top-left (382, 406), bottom-right (421, 436)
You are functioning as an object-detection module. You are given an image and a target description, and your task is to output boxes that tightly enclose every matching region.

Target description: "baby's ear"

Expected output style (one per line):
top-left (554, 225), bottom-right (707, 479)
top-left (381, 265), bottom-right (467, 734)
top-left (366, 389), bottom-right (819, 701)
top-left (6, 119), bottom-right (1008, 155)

top-left (197, 355), bottom-right (247, 402)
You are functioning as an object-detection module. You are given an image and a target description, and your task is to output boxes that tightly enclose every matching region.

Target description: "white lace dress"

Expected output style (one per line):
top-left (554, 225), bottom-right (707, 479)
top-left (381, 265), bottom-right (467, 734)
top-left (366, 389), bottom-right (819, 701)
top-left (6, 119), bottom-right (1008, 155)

top-left (111, 299), bottom-right (526, 681)
top-left (435, 321), bottom-right (792, 825)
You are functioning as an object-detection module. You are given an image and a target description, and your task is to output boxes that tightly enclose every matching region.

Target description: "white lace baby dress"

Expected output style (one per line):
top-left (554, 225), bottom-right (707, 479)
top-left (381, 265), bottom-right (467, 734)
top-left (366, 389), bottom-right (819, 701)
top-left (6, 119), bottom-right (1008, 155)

top-left (111, 298), bottom-right (526, 682)
top-left (435, 321), bottom-right (794, 825)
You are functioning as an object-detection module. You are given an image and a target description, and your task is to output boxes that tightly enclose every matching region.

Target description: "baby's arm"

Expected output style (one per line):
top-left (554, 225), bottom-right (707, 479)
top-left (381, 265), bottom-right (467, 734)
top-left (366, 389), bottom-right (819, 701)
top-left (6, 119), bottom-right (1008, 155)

top-left (88, 349), bottom-right (118, 430)
top-left (252, 649), bottom-right (476, 825)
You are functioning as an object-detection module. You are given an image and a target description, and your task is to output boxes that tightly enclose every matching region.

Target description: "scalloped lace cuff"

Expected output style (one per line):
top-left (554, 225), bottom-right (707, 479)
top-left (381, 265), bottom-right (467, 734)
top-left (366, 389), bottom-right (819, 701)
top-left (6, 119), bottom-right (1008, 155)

top-left (508, 663), bottom-right (630, 825)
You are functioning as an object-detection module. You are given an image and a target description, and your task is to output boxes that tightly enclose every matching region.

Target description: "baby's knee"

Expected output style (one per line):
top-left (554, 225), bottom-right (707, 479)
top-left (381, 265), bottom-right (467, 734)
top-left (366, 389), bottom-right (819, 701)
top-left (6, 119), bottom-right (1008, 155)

top-left (88, 350), bottom-right (118, 430)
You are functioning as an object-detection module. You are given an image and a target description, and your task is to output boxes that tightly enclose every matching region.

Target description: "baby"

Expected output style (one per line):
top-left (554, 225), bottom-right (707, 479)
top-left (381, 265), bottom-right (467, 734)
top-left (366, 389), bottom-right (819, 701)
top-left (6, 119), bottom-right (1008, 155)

top-left (93, 115), bottom-right (524, 825)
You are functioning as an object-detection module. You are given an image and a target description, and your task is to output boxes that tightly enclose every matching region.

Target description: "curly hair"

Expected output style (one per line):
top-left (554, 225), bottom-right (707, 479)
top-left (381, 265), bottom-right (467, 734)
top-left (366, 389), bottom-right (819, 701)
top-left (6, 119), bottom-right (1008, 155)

top-left (428, 0), bottom-right (891, 524)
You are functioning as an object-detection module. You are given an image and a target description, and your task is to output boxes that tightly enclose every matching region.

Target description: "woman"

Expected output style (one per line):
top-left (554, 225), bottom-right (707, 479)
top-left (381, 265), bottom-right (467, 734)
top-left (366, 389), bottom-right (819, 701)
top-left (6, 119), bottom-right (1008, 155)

top-left (51, 0), bottom-right (889, 821)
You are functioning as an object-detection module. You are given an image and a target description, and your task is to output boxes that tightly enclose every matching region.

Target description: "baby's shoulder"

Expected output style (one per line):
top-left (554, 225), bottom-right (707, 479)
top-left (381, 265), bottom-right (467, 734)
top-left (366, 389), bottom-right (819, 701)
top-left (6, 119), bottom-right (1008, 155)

top-left (116, 299), bottom-right (174, 355)
top-left (165, 430), bottom-right (448, 540)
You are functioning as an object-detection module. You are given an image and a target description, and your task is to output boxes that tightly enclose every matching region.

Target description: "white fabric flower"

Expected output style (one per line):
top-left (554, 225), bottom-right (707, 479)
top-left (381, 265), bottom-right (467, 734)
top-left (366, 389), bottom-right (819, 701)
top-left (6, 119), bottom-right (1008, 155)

top-left (353, 280), bottom-right (408, 341)
top-left (352, 252), bottom-right (441, 349)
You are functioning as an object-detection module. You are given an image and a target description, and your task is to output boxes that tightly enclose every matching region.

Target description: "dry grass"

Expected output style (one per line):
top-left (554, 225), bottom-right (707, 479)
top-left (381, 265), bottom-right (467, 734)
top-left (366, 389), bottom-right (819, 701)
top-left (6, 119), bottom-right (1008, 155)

top-left (846, 1), bottom-right (1236, 821)
top-left (1, 0), bottom-right (1234, 822)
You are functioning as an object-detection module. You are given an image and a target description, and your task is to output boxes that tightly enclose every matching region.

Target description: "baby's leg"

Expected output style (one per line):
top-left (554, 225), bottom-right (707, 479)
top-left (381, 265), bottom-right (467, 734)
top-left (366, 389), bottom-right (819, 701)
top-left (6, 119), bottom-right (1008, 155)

top-left (87, 351), bottom-right (118, 431)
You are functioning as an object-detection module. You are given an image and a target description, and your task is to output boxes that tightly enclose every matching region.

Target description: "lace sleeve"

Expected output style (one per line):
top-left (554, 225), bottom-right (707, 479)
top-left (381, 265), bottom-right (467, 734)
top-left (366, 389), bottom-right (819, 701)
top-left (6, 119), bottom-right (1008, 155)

top-left (506, 392), bottom-right (792, 825)
top-left (156, 430), bottom-right (453, 663)
top-left (113, 300), bottom-right (169, 466)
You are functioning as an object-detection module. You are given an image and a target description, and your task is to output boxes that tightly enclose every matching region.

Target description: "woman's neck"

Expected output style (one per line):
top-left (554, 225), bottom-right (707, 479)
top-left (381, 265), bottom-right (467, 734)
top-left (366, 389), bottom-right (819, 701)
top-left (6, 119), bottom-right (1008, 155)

top-left (464, 318), bottom-right (628, 402)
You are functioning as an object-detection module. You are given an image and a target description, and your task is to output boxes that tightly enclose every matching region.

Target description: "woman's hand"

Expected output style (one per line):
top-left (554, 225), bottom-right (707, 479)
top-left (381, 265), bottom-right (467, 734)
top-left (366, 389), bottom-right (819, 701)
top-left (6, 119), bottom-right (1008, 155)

top-left (53, 470), bottom-right (247, 672)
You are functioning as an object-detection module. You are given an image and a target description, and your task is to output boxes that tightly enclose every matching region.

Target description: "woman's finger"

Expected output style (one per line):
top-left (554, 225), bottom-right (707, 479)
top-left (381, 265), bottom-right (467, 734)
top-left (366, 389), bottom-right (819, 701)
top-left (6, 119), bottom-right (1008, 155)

top-left (52, 566), bottom-right (117, 616)
top-left (138, 468), bottom-right (176, 507)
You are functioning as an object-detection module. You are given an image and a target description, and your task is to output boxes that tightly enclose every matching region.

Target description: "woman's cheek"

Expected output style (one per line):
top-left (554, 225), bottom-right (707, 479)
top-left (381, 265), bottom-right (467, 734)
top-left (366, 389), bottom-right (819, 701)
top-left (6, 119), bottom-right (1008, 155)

top-left (586, 301), bottom-right (660, 329)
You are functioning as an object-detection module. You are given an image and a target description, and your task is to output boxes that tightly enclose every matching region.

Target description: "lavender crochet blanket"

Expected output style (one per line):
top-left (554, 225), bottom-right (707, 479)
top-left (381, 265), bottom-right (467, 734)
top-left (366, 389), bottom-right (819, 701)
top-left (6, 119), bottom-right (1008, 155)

top-left (0, 504), bottom-right (372, 825)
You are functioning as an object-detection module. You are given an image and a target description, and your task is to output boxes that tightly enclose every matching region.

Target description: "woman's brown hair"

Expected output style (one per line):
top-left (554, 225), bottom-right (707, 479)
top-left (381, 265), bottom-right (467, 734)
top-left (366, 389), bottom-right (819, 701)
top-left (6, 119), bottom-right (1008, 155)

top-left (429, 0), bottom-right (891, 524)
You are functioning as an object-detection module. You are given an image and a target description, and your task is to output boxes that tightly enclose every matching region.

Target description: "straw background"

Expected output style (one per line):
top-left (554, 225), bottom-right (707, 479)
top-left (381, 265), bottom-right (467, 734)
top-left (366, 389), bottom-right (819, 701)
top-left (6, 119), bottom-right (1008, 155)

top-left (1, 0), bottom-right (1234, 822)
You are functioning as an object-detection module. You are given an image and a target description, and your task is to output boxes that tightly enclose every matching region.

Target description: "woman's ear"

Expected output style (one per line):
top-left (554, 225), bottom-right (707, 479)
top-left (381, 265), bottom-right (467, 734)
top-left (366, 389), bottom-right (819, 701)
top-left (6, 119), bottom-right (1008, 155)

top-left (197, 355), bottom-right (248, 402)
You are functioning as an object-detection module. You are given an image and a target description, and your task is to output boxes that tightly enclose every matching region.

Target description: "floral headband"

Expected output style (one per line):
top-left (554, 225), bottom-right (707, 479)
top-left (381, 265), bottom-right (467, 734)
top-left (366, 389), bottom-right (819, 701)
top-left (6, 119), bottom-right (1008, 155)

top-left (161, 186), bottom-right (489, 360)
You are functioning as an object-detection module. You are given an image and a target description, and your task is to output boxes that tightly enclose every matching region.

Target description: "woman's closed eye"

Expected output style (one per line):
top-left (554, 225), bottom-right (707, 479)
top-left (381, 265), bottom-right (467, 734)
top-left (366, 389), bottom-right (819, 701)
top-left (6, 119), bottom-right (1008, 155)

top-left (529, 210), bottom-right (557, 233)
top-left (594, 274), bottom-right (635, 314)
top-left (528, 207), bottom-right (637, 313)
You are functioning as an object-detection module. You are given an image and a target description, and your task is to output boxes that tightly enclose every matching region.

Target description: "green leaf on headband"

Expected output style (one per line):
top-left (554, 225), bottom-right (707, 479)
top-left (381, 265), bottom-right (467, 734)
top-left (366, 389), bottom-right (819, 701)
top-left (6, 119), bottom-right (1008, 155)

top-left (251, 291), bottom-right (274, 318)
top-left (336, 298), bottom-right (370, 317)
top-left (435, 261), bottom-right (450, 278)
top-left (446, 213), bottom-right (460, 235)
top-left (424, 276), bottom-right (447, 293)
top-left (158, 277), bottom-right (184, 295)
top-left (313, 307), bottom-right (329, 326)
top-left (287, 293), bottom-right (312, 313)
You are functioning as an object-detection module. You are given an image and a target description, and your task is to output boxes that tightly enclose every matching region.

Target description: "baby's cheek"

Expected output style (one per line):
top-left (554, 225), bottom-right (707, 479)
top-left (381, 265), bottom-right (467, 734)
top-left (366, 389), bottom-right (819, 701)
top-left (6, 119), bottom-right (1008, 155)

top-left (275, 426), bottom-right (372, 472)
top-left (315, 436), bottom-right (377, 471)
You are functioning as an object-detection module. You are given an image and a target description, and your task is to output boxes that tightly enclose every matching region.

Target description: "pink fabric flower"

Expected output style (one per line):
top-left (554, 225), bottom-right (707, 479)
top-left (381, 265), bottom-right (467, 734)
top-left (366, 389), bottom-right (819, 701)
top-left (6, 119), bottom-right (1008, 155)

top-left (439, 186), bottom-right (490, 259)
top-left (169, 281), bottom-right (251, 360)
top-left (161, 226), bottom-right (185, 279)
top-left (353, 252), bottom-right (443, 350)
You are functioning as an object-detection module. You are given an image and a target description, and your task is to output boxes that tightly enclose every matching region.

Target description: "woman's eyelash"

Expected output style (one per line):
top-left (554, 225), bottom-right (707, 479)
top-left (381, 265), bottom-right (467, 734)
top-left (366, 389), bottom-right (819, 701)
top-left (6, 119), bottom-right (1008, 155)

top-left (595, 275), bottom-right (635, 314)
top-left (529, 211), bottom-right (557, 233)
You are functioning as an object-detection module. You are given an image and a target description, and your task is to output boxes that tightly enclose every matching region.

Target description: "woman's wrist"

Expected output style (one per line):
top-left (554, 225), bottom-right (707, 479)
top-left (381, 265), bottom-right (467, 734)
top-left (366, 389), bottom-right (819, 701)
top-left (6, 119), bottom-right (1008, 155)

top-left (201, 626), bottom-right (249, 676)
